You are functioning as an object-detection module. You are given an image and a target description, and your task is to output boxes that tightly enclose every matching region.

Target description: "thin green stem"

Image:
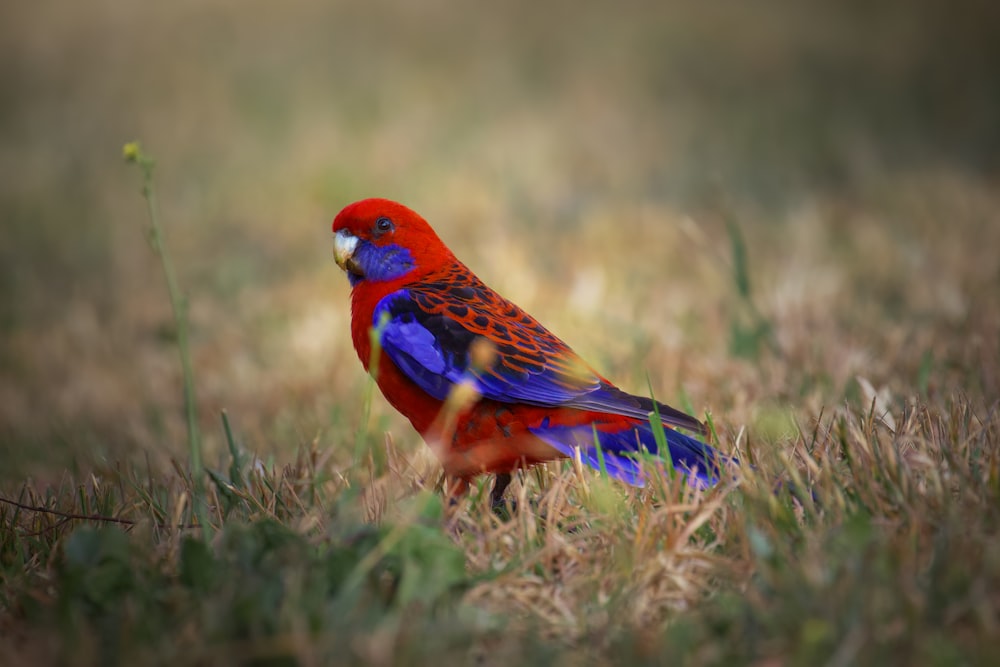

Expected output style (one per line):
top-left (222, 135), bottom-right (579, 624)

top-left (124, 142), bottom-right (209, 539)
top-left (354, 311), bottom-right (391, 466)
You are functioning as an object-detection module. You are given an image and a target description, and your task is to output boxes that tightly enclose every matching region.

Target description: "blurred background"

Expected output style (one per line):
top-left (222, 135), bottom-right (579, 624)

top-left (2, 0), bottom-right (998, 479)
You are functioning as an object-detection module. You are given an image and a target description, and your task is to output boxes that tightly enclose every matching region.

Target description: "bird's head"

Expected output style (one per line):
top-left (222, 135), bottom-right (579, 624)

top-left (332, 198), bottom-right (453, 286)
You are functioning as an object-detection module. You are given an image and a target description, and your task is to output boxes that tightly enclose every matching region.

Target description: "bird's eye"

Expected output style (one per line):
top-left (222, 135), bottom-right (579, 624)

top-left (375, 217), bottom-right (394, 234)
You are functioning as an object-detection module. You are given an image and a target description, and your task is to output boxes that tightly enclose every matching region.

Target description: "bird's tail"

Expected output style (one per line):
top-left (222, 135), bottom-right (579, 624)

top-left (529, 418), bottom-right (731, 487)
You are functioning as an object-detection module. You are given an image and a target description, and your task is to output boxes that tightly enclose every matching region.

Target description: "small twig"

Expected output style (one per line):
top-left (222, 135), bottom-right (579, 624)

top-left (0, 494), bottom-right (199, 531)
top-left (17, 516), bottom-right (73, 537)
top-left (1, 494), bottom-right (137, 526)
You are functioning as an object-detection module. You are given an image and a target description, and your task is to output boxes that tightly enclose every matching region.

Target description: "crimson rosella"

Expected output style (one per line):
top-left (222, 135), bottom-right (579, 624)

top-left (332, 198), bottom-right (728, 503)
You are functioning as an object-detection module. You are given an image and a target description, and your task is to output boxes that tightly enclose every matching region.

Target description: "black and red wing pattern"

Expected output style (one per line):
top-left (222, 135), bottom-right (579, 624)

top-left (372, 261), bottom-right (706, 435)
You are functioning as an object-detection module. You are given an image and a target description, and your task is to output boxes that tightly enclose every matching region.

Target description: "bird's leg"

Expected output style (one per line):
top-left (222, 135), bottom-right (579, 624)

top-left (490, 473), bottom-right (512, 509)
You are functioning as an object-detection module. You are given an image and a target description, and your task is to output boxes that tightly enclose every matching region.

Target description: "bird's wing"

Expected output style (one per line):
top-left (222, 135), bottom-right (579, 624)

top-left (372, 275), bottom-right (705, 434)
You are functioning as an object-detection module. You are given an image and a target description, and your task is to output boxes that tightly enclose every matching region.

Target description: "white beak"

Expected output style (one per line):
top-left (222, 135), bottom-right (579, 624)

top-left (333, 230), bottom-right (360, 274)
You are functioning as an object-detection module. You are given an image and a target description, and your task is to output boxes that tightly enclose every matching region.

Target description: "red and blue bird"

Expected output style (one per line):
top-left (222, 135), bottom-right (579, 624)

top-left (332, 198), bottom-right (728, 504)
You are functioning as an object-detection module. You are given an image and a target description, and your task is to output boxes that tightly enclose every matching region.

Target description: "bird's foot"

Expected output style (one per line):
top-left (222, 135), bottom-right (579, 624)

top-left (490, 473), bottom-right (516, 518)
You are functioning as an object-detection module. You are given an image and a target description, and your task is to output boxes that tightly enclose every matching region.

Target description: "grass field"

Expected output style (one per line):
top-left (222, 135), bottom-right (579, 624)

top-left (2, 1), bottom-right (999, 665)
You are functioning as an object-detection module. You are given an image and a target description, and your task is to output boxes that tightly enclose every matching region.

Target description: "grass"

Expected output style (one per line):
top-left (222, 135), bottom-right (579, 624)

top-left (2, 1), bottom-right (1000, 665)
top-left (2, 396), bottom-right (998, 664)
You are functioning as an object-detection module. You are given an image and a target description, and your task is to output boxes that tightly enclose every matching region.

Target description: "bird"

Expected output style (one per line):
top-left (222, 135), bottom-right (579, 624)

top-left (332, 198), bottom-right (729, 505)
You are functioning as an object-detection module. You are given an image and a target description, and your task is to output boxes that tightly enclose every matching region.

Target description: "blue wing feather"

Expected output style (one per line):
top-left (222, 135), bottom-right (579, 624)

top-left (374, 288), bottom-right (728, 486)
top-left (374, 288), bottom-right (706, 433)
top-left (375, 289), bottom-right (599, 405)
top-left (529, 422), bottom-right (723, 487)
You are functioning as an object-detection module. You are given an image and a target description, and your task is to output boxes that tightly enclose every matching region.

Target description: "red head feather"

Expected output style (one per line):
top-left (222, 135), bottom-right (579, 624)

top-left (332, 198), bottom-right (455, 283)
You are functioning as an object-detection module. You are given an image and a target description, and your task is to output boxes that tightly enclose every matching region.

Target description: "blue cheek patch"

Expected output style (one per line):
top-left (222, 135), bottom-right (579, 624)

top-left (354, 243), bottom-right (415, 283)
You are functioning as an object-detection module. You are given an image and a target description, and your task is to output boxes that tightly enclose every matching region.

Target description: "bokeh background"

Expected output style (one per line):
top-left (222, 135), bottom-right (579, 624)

top-left (2, 0), bottom-right (999, 480)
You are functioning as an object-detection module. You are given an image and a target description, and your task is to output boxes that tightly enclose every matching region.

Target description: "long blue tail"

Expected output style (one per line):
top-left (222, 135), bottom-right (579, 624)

top-left (529, 419), bottom-right (731, 487)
